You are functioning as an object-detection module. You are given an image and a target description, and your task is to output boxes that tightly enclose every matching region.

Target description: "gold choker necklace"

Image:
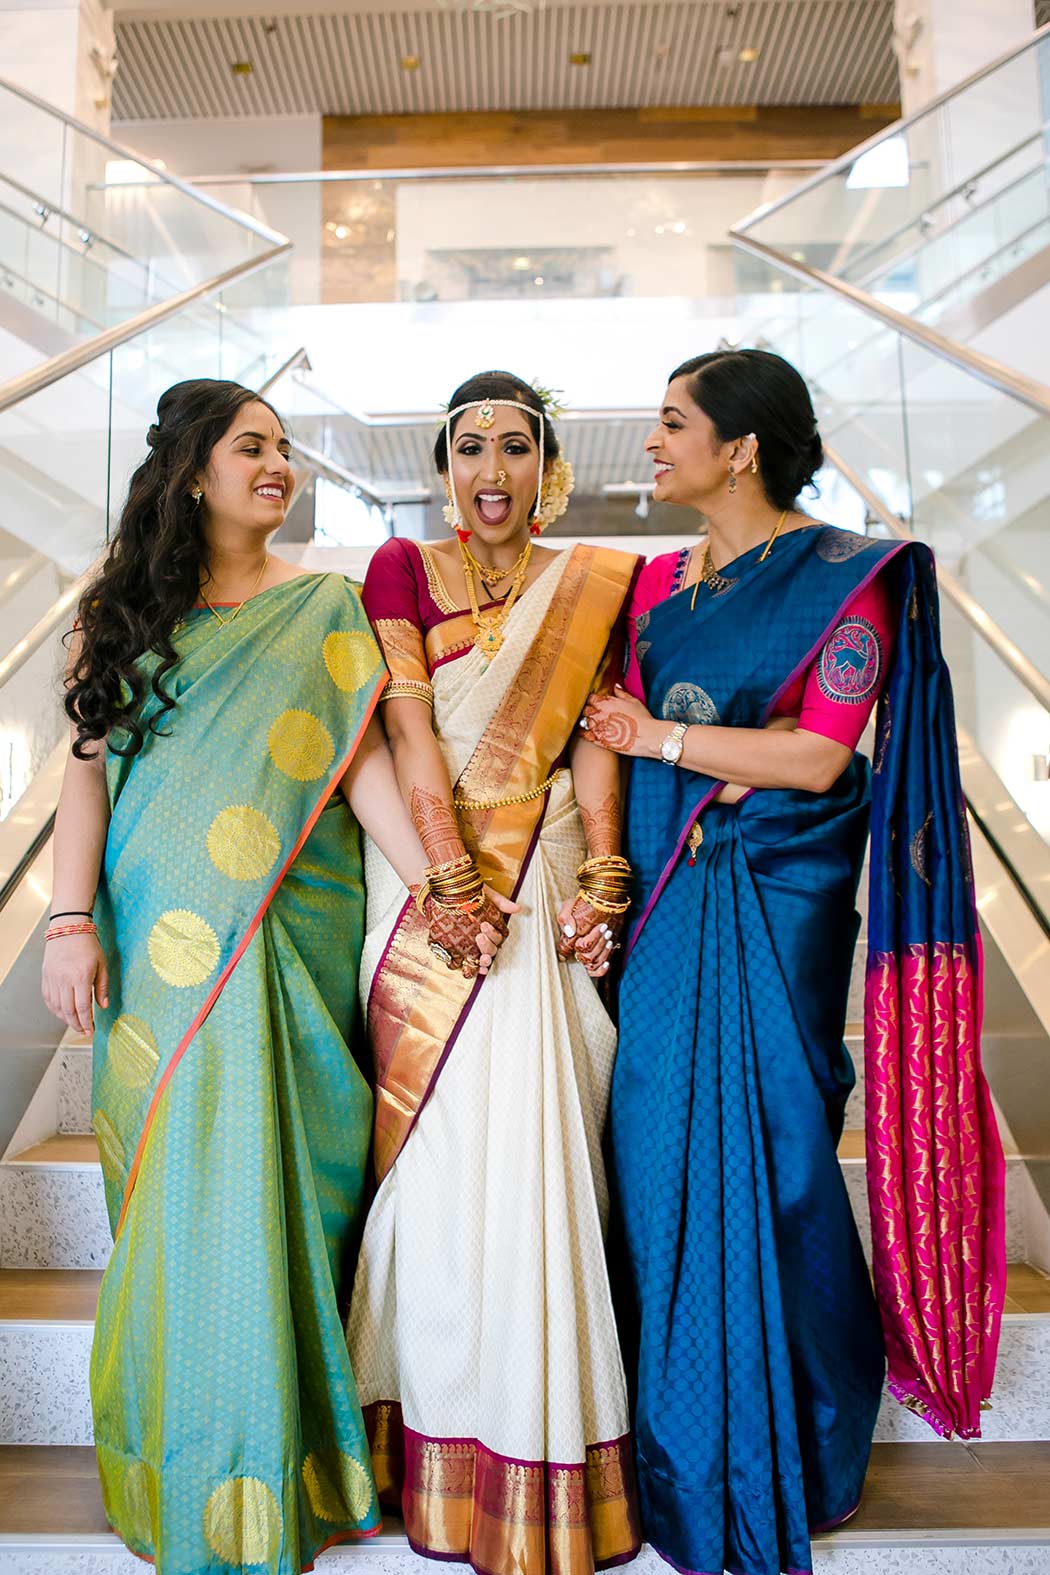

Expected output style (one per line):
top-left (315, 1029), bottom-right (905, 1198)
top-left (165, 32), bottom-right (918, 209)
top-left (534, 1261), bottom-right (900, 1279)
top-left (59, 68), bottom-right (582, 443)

top-left (461, 539), bottom-right (531, 592)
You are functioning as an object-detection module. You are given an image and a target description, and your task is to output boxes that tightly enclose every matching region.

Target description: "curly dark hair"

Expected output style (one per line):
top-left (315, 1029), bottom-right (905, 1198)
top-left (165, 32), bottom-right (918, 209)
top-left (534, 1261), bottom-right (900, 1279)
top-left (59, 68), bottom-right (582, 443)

top-left (433, 370), bottom-right (560, 473)
top-left (65, 378), bottom-right (284, 760)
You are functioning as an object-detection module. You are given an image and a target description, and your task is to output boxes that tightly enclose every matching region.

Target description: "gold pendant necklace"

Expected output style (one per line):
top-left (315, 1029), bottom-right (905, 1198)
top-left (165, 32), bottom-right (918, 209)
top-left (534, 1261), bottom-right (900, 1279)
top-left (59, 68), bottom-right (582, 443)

top-left (460, 538), bottom-right (531, 658)
top-left (200, 555), bottom-right (270, 628)
top-left (690, 511), bottom-right (789, 612)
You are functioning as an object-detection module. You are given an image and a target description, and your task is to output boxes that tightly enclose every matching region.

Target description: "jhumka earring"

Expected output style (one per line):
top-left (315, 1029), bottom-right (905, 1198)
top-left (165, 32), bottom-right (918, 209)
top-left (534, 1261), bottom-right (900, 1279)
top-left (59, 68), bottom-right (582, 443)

top-left (728, 467), bottom-right (737, 494)
top-left (443, 478), bottom-right (471, 543)
top-left (191, 487), bottom-right (203, 505)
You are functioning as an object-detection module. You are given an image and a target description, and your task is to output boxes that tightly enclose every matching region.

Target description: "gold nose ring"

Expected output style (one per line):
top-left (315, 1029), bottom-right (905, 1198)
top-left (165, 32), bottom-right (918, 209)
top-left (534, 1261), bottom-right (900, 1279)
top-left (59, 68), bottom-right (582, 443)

top-left (496, 469), bottom-right (507, 487)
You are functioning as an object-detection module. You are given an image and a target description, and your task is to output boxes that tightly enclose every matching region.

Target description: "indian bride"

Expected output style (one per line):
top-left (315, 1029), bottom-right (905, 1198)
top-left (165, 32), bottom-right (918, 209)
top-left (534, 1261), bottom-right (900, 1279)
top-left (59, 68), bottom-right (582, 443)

top-left (42, 379), bottom-right (500, 1574)
top-left (585, 350), bottom-right (1005, 1575)
top-left (346, 370), bottom-right (643, 1574)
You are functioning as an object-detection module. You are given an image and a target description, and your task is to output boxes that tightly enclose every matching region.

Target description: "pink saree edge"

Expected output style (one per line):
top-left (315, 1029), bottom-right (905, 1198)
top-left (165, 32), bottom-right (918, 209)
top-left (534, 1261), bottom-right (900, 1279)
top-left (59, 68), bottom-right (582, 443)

top-left (865, 930), bottom-right (1006, 1440)
top-left (114, 670), bottom-right (388, 1237)
top-left (624, 542), bottom-right (908, 962)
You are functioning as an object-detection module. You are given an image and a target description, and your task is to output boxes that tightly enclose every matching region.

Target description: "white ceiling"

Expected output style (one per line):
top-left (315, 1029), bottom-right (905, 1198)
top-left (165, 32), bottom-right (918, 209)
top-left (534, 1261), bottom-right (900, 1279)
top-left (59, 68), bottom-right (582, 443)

top-left (111, 0), bottom-right (899, 121)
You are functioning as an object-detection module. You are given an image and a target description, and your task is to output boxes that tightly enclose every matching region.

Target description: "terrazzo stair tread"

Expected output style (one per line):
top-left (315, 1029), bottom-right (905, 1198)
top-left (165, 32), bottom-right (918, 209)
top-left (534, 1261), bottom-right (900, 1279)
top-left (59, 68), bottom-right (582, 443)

top-left (2, 1444), bottom-right (1049, 1543)
top-left (58, 1047), bottom-right (93, 1136)
top-left (7, 1136), bottom-right (98, 1167)
top-left (0, 1271), bottom-right (102, 1321)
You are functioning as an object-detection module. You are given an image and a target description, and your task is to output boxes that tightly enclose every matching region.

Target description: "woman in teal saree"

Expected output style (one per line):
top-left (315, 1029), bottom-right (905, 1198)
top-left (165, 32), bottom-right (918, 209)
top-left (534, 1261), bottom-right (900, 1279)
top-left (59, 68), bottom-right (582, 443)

top-left (42, 379), bottom-right (500, 1574)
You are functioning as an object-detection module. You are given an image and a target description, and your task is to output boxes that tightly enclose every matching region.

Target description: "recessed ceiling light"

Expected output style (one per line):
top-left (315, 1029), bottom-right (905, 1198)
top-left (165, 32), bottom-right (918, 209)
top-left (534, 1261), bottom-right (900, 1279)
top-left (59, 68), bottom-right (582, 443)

top-left (400, 54), bottom-right (421, 70)
top-left (512, 256), bottom-right (531, 270)
top-left (569, 51), bottom-right (591, 66)
top-left (231, 61), bottom-right (252, 75)
top-left (738, 46), bottom-right (759, 63)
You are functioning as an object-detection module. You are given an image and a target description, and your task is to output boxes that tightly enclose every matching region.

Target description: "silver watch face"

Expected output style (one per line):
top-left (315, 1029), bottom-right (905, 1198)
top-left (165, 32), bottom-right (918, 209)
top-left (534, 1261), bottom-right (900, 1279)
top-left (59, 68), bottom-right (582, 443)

top-left (661, 733), bottom-right (683, 763)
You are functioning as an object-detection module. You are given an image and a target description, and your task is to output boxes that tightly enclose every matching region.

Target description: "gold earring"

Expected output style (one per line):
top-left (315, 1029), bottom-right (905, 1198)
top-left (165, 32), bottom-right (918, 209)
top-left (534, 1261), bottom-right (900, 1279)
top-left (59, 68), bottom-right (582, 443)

top-left (750, 456), bottom-right (758, 475)
top-left (191, 487), bottom-right (203, 504)
top-left (728, 467), bottom-right (737, 494)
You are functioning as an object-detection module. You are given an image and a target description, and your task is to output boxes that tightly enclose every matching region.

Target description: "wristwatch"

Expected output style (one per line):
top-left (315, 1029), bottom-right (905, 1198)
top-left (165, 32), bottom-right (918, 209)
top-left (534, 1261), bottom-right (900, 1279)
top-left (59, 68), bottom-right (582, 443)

top-left (660, 721), bottom-right (689, 765)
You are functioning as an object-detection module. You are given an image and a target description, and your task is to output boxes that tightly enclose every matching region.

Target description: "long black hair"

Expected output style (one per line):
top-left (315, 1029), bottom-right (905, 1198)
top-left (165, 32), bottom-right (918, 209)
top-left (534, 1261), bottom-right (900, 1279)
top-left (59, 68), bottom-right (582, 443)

top-left (66, 378), bottom-right (283, 760)
top-left (433, 370), bottom-right (560, 472)
top-left (670, 348), bottom-right (823, 511)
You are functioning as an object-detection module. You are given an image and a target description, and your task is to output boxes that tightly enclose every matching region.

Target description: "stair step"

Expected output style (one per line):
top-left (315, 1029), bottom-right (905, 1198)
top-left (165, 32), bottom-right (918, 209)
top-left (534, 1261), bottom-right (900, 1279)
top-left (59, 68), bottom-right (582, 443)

top-left (0, 1137), bottom-right (110, 1270)
top-left (57, 1046), bottom-right (92, 1137)
top-left (0, 1265), bottom-right (1045, 1448)
top-left (0, 1445), bottom-right (1046, 1573)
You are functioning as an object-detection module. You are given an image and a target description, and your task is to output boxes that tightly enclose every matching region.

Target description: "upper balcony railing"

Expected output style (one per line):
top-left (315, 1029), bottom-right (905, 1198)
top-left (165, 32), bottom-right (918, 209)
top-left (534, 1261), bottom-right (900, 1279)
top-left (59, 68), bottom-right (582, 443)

top-left (0, 75), bottom-right (289, 345)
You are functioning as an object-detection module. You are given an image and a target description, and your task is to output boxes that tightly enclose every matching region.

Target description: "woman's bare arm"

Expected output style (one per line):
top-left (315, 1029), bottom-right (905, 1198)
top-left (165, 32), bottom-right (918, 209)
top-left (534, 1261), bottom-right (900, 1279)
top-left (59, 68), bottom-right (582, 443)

top-left (584, 687), bottom-right (849, 794)
top-left (43, 635), bottom-right (112, 1034)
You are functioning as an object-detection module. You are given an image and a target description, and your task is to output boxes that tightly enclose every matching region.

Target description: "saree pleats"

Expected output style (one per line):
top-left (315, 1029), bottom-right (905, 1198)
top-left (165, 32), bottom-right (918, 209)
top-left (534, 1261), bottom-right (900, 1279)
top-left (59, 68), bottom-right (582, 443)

top-left (90, 576), bottom-right (386, 1572)
top-left (612, 791), bottom-right (883, 1575)
top-left (609, 528), bottom-right (1004, 1575)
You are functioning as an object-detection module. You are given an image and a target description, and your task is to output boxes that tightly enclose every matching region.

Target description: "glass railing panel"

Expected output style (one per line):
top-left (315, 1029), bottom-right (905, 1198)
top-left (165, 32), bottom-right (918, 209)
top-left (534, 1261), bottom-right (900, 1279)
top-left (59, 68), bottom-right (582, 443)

top-left (737, 29), bottom-right (1050, 288)
top-left (0, 620), bottom-right (68, 823)
top-left (0, 79), bottom-right (285, 343)
top-left (193, 167), bottom-right (814, 305)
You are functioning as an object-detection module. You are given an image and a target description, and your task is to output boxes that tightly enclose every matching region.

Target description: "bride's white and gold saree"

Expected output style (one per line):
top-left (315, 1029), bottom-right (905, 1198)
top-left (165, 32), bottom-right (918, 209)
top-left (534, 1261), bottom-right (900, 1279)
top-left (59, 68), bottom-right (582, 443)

top-left (348, 539), bottom-right (641, 1575)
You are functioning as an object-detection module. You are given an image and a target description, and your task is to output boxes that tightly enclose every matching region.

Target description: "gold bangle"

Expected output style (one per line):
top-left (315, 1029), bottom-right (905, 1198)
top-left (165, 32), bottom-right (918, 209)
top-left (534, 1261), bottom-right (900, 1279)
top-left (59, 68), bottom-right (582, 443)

top-left (453, 770), bottom-right (560, 812)
top-left (424, 853), bottom-right (474, 880)
top-left (578, 854), bottom-right (631, 876)
top-left (574, 888), bottom-right (631, 916)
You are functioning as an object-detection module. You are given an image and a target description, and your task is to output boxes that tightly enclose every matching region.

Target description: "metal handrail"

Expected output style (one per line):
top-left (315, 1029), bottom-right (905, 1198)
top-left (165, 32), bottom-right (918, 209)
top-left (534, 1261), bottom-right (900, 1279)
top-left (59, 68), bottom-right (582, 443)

top-left (256, 346), bottom-right (311, 396)
top-left (0, 572), bottom-right (90, 693)
top-left (825, 441), bottom-right (1050, 716)
top-left (733, 20), bottom-right (1050, 236)
top-left (0, 75), bottom-right (288, 248)
top-left (845, 151), bottom-right (1046, 290)
top-left (0, 170), bottom-right (139, 265)
top-left (729, 229), bottom-right (1050, 419)
top-left (109, 159), bottom-right (829, 189)
top-left (0, 553), bottom-right (50, 613)
top-left (0, 254), bottom-right (105, 332)
top-left (0, 241), bottom-right (291, 416)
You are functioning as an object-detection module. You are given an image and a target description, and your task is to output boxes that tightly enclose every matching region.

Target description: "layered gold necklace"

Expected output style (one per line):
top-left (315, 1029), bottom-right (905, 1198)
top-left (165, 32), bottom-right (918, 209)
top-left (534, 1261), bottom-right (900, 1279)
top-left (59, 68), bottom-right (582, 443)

top-left (691, 510), bottom-right (789, 610)
top-left (459, 537), bottom-right (532, 658)
top-left (200, 554), bottom-right (270, 627)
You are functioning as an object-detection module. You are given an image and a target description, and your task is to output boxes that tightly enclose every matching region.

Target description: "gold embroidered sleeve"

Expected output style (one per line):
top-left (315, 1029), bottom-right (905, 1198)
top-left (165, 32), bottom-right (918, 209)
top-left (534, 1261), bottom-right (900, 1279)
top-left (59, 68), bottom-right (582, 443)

top-left (374, 618), bottom-right (433, 705)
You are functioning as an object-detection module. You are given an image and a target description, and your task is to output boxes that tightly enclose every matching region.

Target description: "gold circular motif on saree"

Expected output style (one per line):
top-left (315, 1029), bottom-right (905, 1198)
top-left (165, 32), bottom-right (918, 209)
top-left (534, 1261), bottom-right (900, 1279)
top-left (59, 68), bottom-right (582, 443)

top-left (147, 909), bottom-right (221, 988)
top-left (203, 1476), bottom-right (282, 1565)
top-left (107, 1014), bottom-right (159, 1091)
top-left (322, 630), bottom-right (377, 693)
top-left (207, 805), bottom-right (281, 881)
top-left (268, 709), bottom-right (335, 781)
top-left (302, 1451), bottom-right (375, 1523)
top-left (122, 1460), bottom-right (157, 1549)
top-left (93, 1109), bottom-right (125, 1184)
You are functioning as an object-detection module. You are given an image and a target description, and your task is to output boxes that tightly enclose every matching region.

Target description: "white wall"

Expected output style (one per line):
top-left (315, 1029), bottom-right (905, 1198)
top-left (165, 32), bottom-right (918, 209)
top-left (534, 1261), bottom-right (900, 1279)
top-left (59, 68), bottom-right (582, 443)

top-left (111, 114), bottom-right (323, 302)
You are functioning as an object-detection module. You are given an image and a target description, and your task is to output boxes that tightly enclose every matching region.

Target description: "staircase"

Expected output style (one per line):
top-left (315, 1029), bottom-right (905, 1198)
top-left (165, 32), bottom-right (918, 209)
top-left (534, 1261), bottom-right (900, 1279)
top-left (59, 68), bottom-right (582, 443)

top-left (1, 874), bottom-right (1049, 1571)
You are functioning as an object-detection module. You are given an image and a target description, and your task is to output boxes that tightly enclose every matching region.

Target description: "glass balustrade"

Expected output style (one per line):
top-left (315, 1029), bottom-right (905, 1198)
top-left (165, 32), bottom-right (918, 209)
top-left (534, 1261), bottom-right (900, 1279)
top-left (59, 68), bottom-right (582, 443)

top-left (0, 77), bottom-right (285, 344)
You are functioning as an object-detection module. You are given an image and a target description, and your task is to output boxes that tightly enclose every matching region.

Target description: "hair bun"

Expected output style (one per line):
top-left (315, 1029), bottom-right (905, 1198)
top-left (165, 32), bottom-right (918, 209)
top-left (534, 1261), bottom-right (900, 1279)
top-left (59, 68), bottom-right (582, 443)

top-left (146, 423), bottom-right (164, 450)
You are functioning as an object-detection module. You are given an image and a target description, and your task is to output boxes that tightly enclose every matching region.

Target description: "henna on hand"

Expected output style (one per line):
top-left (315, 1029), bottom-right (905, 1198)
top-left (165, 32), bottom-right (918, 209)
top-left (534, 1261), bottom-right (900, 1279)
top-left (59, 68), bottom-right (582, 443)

top-left (586, 709), bottom-right (638, 752)
top-left (426, 891), bottom-right (508, 977)
top-left (410, 784), bottom-right (465, 866)
top-left (579, 791), bottom-right (622, 857)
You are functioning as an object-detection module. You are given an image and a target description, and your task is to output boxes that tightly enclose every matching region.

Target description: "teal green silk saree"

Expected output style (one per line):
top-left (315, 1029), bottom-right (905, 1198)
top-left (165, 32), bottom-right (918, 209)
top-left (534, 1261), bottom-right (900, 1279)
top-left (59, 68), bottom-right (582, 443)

top-left (89, 573), bottom-right (387, 1573)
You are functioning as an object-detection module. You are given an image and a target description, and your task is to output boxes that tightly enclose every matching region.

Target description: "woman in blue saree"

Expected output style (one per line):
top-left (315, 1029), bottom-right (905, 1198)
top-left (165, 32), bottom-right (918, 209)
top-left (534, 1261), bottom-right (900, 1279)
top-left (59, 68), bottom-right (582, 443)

top-left (583, 351), bottom-right (1006, 1575)
top-left (41, 379), bottom-right (503, 1574)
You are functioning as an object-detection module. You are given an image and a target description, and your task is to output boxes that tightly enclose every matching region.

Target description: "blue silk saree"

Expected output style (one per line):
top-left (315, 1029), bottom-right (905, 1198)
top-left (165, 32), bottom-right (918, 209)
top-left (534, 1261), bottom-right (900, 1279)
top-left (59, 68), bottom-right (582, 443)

top-left (608, 526), bottom-right (1005, 1575)
top-left (90, 573), bottom-right (387, 1574)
